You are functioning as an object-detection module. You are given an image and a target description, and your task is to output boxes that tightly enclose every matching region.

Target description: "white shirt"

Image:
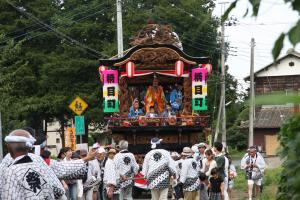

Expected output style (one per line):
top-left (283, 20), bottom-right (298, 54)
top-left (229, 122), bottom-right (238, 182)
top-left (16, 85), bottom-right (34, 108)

top-left (241, 153), bottom-right (266, 173)
top-left (88, 159), bottom-right (101, 180)
top-left (103, 158), bottom-right (118, 186)
top-left (224, 156), bottom-right (229, 178)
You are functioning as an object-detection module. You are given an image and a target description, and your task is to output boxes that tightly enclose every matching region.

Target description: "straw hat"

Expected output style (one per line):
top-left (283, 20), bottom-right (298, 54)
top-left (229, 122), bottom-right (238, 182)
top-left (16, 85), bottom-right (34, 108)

top-left (108, 148), bottom-right (117, 154)
top-left (181, 147), bottom-right (192, 156)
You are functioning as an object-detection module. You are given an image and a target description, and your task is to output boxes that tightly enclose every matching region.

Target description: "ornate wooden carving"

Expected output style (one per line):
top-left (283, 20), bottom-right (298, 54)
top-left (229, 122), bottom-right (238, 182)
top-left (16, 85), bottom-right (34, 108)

top-left (119, 77), bottom-right (130, 117)
top-left (182, 77), bottom-right (192, 115)
top-left (130, 48), bottom-right (179, 70)
top-left (115, 47), bottom-right (195, 70)
top-left (130, 24), bottom-right (180, 46)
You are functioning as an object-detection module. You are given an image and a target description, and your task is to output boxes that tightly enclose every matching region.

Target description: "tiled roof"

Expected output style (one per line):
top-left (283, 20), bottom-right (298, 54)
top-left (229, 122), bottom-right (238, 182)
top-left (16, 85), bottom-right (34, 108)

top-left (240, 108), bottom-right (293, 129)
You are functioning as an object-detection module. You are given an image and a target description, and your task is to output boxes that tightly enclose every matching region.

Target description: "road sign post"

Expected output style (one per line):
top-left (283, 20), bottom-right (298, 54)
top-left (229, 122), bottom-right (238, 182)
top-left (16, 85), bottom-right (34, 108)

top-left (69, 96), bottom-right (88, 145)
top-left (75, 116), bottom-right (85, 144)
top-left (69, 96), bottom-right (88, 116)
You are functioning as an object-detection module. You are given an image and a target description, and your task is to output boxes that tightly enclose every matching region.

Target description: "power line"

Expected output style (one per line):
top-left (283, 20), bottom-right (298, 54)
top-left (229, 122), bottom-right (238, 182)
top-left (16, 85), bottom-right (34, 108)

top-left (6, 0), bottom-right (108, 58)
top-left (5, 2), bottom-right (108, 37)
top-left (3, 2), bottom-right (108, 44)
top-left (25, 8), bottom-right (107, 42)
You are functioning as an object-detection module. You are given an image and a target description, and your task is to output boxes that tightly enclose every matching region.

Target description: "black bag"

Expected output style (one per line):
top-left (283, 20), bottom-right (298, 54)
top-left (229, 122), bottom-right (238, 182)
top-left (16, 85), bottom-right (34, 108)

top-left (174, 183), bottom-right (184, 199)
top-left (251, 170), bottom-right (263, 180)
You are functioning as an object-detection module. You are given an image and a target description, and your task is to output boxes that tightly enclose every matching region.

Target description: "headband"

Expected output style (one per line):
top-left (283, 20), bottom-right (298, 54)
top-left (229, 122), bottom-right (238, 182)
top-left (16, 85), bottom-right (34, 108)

top-left (151, 138), bottom-right (163, 149)
top-left (5, 135), bottom-right (36, 148)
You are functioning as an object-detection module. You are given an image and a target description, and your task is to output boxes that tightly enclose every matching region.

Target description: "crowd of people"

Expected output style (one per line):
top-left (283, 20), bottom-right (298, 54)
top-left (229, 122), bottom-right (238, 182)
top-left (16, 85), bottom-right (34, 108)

top-left (0, 128), bottom-right (266, 200)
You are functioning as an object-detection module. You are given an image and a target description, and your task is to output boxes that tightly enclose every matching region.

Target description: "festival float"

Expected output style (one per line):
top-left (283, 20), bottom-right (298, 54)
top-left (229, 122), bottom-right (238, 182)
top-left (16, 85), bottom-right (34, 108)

top-left (99, 23), bottom-right (212, 156)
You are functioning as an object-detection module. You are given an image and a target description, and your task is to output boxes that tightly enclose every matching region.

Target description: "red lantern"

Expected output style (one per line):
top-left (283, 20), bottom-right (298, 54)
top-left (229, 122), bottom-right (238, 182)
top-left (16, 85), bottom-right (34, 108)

top-left (199, 63), bottom-right (212, 74)
top-left (126, 61), bottom-right (135, 78)
top-left (99, 73), bottom-right (104, 83)
top-left (204, 64), bottom-right (212, 74)
top-left (98, 65), bottom-right (106, 75)
top-left (175, 60), bottom-right (184, 77)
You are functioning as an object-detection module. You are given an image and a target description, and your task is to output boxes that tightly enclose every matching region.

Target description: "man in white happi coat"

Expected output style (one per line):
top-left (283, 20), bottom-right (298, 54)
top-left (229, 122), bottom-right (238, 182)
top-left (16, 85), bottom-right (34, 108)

top-left (82, 144), bottom-right (102, 200)
top-left (0, 129), bottom-right (64, 199)
top-left (114, 140), bottom-right (139, 200)
top-left (241, 146), bottom-right (266, 200)
top-left (0, 129), bottom-right (96, 200)
top-left (179, 147), bottom-right (200, 200)
top-left (142, 137), bottom-right (177, 200)
top-left (103, 148), bottom-right (119, 200)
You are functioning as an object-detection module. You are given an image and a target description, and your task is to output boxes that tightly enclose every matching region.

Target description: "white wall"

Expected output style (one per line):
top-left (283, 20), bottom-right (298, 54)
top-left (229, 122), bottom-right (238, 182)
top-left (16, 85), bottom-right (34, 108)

top-left (256, 56), bottom-right (300, 77)
top-left (46, 121), bottom-right (62, 156)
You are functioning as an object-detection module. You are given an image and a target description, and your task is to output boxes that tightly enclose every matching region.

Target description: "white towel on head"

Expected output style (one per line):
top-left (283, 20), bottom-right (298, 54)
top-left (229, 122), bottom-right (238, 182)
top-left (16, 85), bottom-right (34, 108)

top-left (4, 135), bottom-right (36, 147)
top-left (151, 138), bottom-right (163, 149)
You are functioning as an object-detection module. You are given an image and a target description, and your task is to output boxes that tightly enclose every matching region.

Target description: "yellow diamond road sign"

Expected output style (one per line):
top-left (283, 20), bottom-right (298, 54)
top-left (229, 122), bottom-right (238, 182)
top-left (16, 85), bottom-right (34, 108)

top-left (69, 96), bottom-right (88, 115)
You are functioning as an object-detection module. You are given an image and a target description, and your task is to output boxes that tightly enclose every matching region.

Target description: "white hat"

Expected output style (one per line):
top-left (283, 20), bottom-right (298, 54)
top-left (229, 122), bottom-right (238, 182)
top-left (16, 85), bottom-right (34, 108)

top-left (191, 145), bottom-right (199, 153)
top-left (198, 142), bottom-right (207, 148)
top-left (92, 143), bottom-right (100, 149)
top-left (171, 151), bottom-right (180, 158)
top-left (97, 147), bottom-right (106, 154)
top-left (181, 147), bottom-right (192, 156)
top-left (151, 137), bottom-right (163, 149)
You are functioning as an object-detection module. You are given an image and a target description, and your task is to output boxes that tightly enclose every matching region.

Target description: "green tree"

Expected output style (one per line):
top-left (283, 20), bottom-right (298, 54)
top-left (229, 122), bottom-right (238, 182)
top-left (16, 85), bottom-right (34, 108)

top-left (277, 114), bottom-right (300, 199)
top-left (0, 0), bottom-right (243, 148)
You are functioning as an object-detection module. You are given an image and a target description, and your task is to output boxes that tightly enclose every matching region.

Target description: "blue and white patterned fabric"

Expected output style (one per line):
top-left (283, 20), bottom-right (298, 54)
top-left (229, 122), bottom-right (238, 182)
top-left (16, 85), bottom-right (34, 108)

top-left (179, 156), bottom-right (200, 192)
top-left (114, 150), bottom-right (139, 189)
top-left (170, 89), bottom-right (183, 111)
top-left (0, 154), bottom-right (65, 199)
top-left (142, 149), bottom-right (177, 190)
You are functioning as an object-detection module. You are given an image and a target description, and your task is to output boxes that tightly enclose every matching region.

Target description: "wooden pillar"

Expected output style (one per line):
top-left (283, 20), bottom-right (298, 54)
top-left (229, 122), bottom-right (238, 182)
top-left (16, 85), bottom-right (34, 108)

top-left (178, 129), bottom-right (182, 145)
top-left (119, 77), bottom-right (130, 117)
top-left (183, 77), bottom-right (192, 115)
top-left (133, 133), bottom-right (136, 146)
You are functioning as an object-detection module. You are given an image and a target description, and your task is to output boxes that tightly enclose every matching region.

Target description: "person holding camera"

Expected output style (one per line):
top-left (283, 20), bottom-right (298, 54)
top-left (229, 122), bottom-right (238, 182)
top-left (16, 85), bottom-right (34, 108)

top-left (241, 146), bottom-right (266, 200)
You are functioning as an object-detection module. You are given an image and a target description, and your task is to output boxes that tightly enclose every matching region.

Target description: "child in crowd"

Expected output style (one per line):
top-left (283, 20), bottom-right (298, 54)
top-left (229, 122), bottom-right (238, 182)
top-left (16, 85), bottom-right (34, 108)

top-left (41, 150), bottom-right (51, 166)
top-left (199, 173), bottom-right (209, 200)
top-left (208, 168), bottom-right (224, 200)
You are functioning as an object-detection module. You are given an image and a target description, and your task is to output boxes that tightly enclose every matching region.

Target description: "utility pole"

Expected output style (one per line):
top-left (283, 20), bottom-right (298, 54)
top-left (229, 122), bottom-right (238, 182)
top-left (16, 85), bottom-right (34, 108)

top-left (249, 38), bottom-right (255, 146)
top-left (0, 112), bottom-right (3, 161)
top-left (116, 0), bottom-right (123, 58)
top-left (220, 21), bottom-right (227, 147)
top-left (219, 2), bottom-right (228, 147)
top-left (214, 95), bottom-right (223, 142)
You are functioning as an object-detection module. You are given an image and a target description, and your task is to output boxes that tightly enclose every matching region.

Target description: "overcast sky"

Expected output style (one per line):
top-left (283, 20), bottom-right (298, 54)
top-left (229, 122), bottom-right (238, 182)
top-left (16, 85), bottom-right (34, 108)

top-left (213, 0), bottom-right (300, 90)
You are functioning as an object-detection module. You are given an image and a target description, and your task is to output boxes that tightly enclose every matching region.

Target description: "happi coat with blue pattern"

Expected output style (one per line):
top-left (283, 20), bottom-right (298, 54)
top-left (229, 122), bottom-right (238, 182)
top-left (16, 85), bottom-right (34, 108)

top-left (179, 156), bottom-right (201, 192)
top-left (114, 149), bottom-right (139, 189)
top-left (142, 148), bottom-right (177, 190)
top-left (0, 153), bottom-right (88, 199)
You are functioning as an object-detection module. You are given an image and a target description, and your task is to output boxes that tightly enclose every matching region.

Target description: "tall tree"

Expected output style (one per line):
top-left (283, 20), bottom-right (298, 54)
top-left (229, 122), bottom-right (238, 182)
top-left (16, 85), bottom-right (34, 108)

top-left (0, 0), bottom-right (244, 147)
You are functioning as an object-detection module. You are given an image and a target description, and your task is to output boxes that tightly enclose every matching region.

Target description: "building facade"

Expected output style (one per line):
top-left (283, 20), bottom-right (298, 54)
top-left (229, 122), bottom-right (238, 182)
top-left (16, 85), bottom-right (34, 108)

top-left (242, 49), bottom-right (300, 155)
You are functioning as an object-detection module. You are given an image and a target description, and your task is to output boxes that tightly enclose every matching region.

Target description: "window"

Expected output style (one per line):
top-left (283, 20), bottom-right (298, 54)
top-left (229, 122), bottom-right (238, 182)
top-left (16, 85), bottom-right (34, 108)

top-left (289, 61), bottom-right (295, 67)
top-left (56, 138), bottom-right (60, 144)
